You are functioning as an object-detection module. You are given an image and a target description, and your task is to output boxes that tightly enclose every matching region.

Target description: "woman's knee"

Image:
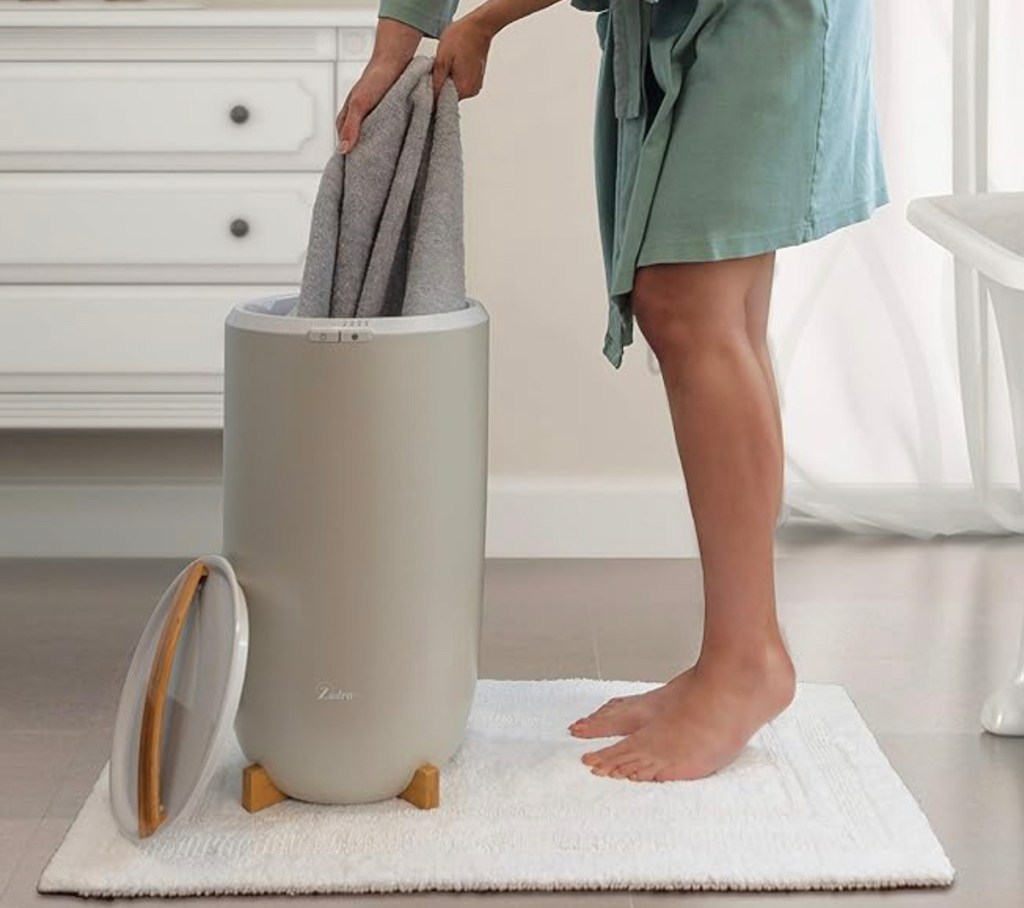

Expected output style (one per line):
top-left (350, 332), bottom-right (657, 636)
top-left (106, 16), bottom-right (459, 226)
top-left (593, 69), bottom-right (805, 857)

top-left (631, 262), bottom-right (745, 360)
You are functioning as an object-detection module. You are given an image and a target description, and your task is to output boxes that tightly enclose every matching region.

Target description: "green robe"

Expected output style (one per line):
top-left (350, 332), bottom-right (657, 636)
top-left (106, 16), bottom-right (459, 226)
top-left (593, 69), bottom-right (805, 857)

top-left (376, 0), bottom-right (889, 370)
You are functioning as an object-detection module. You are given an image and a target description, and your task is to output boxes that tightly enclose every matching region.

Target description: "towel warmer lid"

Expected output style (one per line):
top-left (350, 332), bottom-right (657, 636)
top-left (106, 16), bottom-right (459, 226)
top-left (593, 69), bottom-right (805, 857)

top-left (108, 555), bottom-right (249, 840)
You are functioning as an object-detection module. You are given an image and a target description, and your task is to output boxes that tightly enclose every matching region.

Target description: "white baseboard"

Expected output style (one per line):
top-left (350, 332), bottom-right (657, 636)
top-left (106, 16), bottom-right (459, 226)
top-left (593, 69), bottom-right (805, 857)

top-left (2, 479), bottom-right (1010, 559)
top-left (0, 478), bottom-right (700, 559)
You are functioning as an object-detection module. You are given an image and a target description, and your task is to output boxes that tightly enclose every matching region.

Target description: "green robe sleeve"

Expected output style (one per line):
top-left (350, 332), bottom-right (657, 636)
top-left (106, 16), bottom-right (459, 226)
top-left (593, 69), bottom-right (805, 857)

top-left (378, 0), bottom-right (460, 39)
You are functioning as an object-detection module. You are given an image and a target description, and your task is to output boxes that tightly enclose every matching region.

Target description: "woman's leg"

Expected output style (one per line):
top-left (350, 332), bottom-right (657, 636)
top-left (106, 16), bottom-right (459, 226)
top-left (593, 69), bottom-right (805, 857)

top-left (569, 251), bottom-right (784, 741)
top-left (576, 252), bottom-right (795, 782)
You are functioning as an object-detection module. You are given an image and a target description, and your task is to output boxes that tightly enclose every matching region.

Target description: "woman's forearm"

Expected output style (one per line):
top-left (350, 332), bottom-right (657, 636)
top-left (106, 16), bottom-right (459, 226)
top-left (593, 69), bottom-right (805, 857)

top-left (467, 0), bottom-right (564, 36)
top-left (371, 17), bottom-right (425, 65)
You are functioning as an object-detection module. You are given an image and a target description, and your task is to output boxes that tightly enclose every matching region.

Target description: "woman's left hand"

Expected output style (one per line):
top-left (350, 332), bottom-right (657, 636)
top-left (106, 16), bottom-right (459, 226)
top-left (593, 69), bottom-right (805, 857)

top-left (432, 13), bottom-right (495, 100)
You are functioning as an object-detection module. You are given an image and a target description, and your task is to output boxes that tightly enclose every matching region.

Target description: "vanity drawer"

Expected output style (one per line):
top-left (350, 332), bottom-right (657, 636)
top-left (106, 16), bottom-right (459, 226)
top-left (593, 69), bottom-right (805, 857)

top-left (0, 284), bottom-right (300, 429)
top-left (0, 284), bottom-right (295, 390)
top-left (0, 172), bottom-right (320, 283)
top-left (0, 61), bottom-right (338, 170)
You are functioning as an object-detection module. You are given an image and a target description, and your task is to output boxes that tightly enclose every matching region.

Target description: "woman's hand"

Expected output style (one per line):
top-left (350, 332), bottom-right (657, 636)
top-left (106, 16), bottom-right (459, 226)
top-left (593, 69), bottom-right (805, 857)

top-left (336, 18), bottom-right (422, 154)
top-left (432, 13), bottom-right (497, 100)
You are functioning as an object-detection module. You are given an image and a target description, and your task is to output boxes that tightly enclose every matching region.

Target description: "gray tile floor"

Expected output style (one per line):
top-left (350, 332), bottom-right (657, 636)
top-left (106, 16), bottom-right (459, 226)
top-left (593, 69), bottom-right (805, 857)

top-left (3, 527), bottom-right (1024, 906)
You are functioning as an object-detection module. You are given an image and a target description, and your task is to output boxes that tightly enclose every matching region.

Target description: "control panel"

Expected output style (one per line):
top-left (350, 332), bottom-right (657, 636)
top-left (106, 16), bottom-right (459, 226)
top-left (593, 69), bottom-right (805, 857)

top-left (306, 321), bottom-right (375, 343)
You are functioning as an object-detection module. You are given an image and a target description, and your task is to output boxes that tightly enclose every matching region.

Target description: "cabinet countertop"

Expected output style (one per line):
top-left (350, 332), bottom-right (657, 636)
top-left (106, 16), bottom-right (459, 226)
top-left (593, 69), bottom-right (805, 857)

top-left (0, 1), bottom-right (378, 28)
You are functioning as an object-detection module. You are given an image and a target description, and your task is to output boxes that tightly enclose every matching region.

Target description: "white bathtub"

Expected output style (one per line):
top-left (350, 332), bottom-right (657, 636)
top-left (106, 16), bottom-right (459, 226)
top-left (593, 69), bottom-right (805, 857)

top-left (909, 191), bottom-right (1024, 736)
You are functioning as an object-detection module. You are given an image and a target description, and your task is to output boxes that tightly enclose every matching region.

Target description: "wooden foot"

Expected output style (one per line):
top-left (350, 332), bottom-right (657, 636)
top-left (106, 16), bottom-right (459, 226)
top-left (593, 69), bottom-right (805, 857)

top-left (242, 763), bottom-right (287, 813)
top-left (398, 763), bottom-right (440, 810)
top-left (241, 761), bottom-right (440, 812)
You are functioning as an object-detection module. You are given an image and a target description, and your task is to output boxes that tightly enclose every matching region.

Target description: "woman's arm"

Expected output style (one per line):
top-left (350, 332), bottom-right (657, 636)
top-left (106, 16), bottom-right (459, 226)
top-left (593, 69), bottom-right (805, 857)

top-left (461, 0), bottom-right (564, 35)
top-left (378, 0), bottom-right (561, 42)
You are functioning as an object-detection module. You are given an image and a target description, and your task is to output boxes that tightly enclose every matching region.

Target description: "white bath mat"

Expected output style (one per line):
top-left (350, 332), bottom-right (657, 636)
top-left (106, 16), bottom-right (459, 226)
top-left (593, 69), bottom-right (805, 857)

top-left (39, 679), bottom-right (954, 896)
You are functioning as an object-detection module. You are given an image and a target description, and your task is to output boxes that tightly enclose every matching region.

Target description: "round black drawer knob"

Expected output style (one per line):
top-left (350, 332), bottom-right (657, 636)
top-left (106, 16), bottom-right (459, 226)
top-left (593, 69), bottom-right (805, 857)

top-left (229, 218), bottom-right (250, 238)
top-left (229, 104), bottom-right (250, 124)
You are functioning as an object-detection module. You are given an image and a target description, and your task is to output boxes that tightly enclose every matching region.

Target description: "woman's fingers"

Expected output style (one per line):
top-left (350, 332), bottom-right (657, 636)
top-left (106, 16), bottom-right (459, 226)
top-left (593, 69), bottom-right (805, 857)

top-left (335, 98), bottom-right (352, 153)
top-left (433, 49), bottom-right (454, 98)
top-left (337, 81), bottom-right (378, 154)
top-left (452, 58), bottom-right (486, 100)
top-left (336, 90), bottom-right (367, 154)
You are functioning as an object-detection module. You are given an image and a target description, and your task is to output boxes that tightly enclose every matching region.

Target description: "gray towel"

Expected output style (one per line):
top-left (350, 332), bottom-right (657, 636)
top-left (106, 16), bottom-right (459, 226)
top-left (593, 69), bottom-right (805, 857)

top-left (296, 56), bottom-right (466, 319)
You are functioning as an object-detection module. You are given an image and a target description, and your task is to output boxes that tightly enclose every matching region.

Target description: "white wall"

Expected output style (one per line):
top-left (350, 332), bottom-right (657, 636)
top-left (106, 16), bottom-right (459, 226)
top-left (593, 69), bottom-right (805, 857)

top-left (456, 0), bottom-right (679, 479)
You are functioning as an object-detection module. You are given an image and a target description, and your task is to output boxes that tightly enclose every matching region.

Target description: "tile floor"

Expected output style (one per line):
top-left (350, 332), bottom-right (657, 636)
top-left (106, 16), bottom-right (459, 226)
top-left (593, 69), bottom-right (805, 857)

top-left (2, 526), bottom-right (1024, 906)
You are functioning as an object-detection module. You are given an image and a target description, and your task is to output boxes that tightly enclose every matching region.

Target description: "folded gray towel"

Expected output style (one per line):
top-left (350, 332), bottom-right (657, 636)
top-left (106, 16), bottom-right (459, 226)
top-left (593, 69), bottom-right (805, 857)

top-left (296, 56), bottom-right (466, 319)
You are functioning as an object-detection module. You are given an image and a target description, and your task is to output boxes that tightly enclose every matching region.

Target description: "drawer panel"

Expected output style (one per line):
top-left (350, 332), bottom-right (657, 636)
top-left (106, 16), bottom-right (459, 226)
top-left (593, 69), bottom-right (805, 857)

top-left (0, 61), bottom-right (337, 170)
top-left (0, 173), bottom-right (320, 283)
top-left (0, 285), bottom-right (296, 392)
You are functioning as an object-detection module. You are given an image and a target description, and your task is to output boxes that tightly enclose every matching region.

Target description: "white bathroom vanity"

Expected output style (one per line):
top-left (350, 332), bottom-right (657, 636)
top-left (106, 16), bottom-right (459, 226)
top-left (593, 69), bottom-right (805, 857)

top-left (0, 1), bottom-right (376, 428)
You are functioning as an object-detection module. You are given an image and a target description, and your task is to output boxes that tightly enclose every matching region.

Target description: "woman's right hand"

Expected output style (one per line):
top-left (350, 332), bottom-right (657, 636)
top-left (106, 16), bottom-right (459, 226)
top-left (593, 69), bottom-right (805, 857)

top-left (335, 18), bottom-right (423, 154)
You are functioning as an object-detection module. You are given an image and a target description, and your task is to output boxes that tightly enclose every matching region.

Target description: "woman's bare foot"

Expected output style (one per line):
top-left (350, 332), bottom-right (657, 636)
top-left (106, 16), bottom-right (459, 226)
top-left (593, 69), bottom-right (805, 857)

top-left (567, 668), bottom-right (696, 738)
top-left (581, 635), bottom-right (796, 782)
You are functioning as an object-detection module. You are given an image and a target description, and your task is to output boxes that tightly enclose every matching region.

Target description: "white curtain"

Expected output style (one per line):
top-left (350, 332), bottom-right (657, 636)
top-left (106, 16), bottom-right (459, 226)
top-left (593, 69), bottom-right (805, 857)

top-left (773, 0), bottom-right (1024, 537)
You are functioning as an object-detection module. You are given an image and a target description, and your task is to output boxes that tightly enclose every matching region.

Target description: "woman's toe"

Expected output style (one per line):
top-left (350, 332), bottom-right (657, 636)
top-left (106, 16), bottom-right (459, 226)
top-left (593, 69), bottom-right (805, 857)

top-left (582, 740), bottom-right (622, 766)
top-left (610, 759), bottom-right (646, 779)
top-left (587, 697), bottom-right (627, 719)
top-left (632, 762), bottom-right (659, 782)
top-left (570, 718), bottom-right (619, 739)
top-left (569, 703), bottom-right (615, 732)
top-left (584, 736), bottom-right (636, 772)
top-left (599, 750), bottom-right (643, 777)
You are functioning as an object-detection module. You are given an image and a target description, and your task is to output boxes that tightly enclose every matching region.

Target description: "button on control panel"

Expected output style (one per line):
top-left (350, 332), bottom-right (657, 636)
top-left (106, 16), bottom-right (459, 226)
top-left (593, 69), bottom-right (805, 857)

top-left (306, 323), bottom-right (375, 343)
